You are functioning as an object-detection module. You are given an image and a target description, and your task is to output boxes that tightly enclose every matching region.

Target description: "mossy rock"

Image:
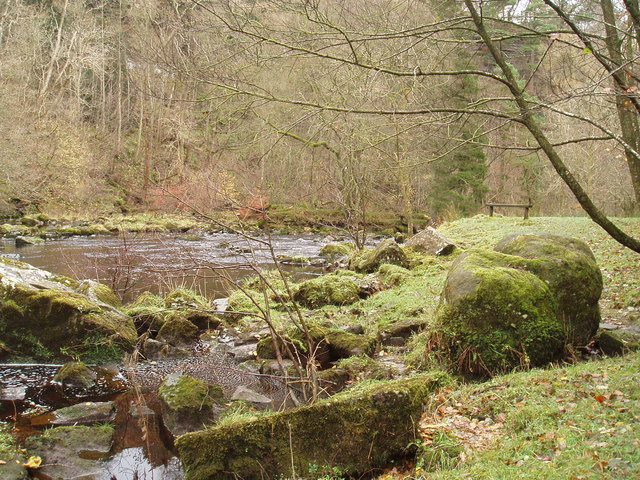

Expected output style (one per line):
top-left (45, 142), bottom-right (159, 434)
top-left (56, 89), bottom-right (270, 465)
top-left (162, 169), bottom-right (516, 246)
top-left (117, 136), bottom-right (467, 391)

top-left (225, 290), bottom-right (263, 323)
top-left (176, 371), bottom-right (450, 480)
top-left (0, 258), bottom-right (136, 360)
top-left (125, 292), bottom-right (167, 334)
top-left (156, 314), bottom-right (199, 346)
top-left (494, 233), bottom-right (602, 345)
top-left (428, 250), bottom-right (564, 377)
top-left (20, 215), bottom-right (40, 227)
top-left (256, 324), bottom-right (376, 364)
top-left (293, 274), bottom-right (360, 308)
top-left (53, 361), bottom-right (97, 388)
top-left (159, 373), bottom-right (226, 436)
top-left (595, 329), bottom-right (640, 355)
top-left (159, 373), bottom-right (224, 411)
top-left (319, 242), bottom-right (354, 258)
top-left (349, 239), bottom-right (409, 273)
top-left (24, 425), bottom-right (114, 480)
top-left (377, 264), bottom-right (410, 286)
top-left (77, 280), bottom-right (121, 308)
top-left (15, 235), bottom-right (44, 246)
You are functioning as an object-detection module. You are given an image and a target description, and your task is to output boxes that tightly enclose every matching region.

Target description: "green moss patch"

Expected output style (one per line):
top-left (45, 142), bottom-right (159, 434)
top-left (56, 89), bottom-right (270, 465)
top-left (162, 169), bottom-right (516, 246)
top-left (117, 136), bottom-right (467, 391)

top-left (294, 274), bottom-right (360, 308)
top-left (349, 239), bottom-right (409, 273)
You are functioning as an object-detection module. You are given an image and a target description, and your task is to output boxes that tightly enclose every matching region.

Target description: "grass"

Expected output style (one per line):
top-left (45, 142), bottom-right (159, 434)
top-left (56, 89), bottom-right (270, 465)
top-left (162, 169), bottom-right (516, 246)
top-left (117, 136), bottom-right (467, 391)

top-left (0, 423), bottom-right (17, 457)
top-left (398, 352), bottom-right (640, 480)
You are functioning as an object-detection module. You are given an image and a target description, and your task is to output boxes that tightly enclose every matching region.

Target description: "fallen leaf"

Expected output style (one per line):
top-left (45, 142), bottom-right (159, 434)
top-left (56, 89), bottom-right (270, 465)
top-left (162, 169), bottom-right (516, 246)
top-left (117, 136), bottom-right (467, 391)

top-left (23, 456), bottom-right (42, 469)
top-left (0, 460), bottom-right (6, 465)
top-left (594, 394), bottom-right (605, 403)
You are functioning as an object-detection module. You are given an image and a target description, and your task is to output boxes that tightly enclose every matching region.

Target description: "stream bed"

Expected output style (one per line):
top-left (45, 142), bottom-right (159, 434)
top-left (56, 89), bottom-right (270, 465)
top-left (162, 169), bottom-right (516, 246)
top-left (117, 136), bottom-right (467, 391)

top-left (0, 232), bottom-right (338, 479)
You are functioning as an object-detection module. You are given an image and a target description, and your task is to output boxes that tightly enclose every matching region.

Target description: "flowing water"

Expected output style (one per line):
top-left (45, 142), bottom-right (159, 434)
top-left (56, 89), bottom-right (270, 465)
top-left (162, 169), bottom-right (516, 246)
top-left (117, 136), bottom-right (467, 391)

top-left (0, 232), bottom-right (329, 302)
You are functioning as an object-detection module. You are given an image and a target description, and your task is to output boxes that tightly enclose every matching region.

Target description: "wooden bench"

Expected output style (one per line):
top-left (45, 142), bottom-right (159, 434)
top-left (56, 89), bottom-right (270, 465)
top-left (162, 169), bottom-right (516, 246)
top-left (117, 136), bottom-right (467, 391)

top-left (486, 202), bottom-right (533, 219)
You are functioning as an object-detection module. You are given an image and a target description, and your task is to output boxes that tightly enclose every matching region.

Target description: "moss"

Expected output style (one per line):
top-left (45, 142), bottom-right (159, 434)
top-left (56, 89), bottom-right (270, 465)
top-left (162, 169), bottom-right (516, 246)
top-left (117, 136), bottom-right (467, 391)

top-left (0, 284), bottom-right (136, 360)
top-left (294, 275), bottom-right (360, 308)
top-left (377, 264), bottom-right (410, 286)
top-left (495, 233), bottom-right (602, 345)
top-left (159, 374), bottom-right (224, 411)
top-left (53, 361), bottom-right (96, 387)
top-left (176, 371), bottom-right (451, 480)
top-left (164, 288), bottom-right (210, 310)
top-left (77, 281), bottom-right (121, 307)
top-left (427, 250), bottom-right (564, 377)
top-left (156, 314), bottom-right (199, 346)
top-left (319, 242), bottom-right (354, 258)
top-left (349, 239), bottom-right (409, 273)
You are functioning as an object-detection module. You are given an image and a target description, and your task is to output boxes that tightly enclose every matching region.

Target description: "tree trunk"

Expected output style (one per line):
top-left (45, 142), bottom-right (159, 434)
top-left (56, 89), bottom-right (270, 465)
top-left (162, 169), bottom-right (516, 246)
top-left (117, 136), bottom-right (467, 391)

top-left (600, 0), bottom-right (640, 206)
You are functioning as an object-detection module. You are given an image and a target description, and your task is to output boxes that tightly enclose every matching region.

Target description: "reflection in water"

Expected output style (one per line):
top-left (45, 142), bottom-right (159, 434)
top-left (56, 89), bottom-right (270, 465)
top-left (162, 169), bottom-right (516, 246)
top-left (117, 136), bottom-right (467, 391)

top-left (1, 232), bottom-right (328, 301)
top-left (104, 449), bottom-right (184, 480)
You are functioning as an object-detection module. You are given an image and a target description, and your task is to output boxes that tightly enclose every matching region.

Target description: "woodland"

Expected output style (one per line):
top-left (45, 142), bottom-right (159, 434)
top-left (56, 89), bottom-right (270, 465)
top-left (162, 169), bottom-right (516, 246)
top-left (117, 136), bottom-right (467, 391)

top-left (0, 0), bottom-right (639, 243)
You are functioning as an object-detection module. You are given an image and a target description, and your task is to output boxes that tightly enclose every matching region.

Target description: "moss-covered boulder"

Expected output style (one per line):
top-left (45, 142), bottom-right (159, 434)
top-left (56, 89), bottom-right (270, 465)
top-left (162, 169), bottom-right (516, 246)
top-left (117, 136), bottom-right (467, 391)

top-left (164, 288), bottom-right (210, 310)
top-left (54, 361), bottom-right (97, 389)
top-left (0, 258), bottom-right (137, 360)
top-left (24, 425), bottom-right (114, 480)
top-left (158, 373), bottom-right (225, 436)
top-left (494, 233), bottom-right (602, 345)
top-left (156, 314), bottom-right (199, 347)
top-left (176, 371), bottom-right (450, 480)
top-left (15, 235), bottom-right (44, 247)
top-left (126, 291), bottom-right (167, 334)
top-left (428, 234), bottom-right (602, 377)
top-left (349, 239), bottom-right (409, 273)
top-left (293, 274), bottom-right (360, 308)
top-left (319, 242), bottom-right (354, 259)
top-left (429, 250), bottom-right (563, 376)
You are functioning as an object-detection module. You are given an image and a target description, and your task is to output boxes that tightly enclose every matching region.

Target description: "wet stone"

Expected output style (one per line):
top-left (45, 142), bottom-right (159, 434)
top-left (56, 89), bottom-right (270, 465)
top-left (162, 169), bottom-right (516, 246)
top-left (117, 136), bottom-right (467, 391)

top-left (49, 401), bottom-right (116, 426)
top-left (0, 385), bottom-right (27, 402)
top-left (228, 343), bottom-right (258, 362)
top-left (231, 385), bottom-right (272, 405)
top-left (0, 456), bottom-right (27, 480)
top-left (25, 425), bottom-right (114, 480)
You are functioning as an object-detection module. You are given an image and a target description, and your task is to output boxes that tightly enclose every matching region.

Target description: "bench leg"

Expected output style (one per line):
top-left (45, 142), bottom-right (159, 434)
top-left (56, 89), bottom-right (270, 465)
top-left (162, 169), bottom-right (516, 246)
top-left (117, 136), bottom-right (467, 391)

top-left (489, 206), bottom-right (494, 217)
top-left (524, 207), bottom-right (529, 220)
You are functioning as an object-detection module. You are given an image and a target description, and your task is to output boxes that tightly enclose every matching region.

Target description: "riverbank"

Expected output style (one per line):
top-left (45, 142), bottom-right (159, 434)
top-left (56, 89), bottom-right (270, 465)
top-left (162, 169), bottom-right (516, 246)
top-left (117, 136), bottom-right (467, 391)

top-left (0, 205), bottom-right (430, 240)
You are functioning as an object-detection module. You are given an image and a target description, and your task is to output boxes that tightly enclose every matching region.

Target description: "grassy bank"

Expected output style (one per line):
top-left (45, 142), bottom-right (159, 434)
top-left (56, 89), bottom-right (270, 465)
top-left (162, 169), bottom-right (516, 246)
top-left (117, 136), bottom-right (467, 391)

top-left (386, 352), bottom-right (640, 480)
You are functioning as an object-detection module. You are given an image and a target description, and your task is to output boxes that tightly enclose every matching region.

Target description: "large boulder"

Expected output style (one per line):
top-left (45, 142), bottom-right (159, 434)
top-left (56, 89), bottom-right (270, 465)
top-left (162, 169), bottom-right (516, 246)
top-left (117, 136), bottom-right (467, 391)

top-left (0, 257), bottom-right (137, 360)
top-left (428, 233), bottom-right (602, 377)
top-left (349, 239), bottom-right (409, 273)
top-left (176, 371), bottom-right (449, 480)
